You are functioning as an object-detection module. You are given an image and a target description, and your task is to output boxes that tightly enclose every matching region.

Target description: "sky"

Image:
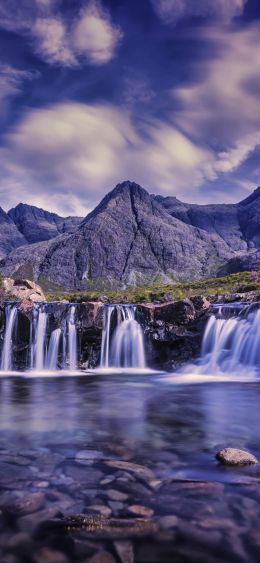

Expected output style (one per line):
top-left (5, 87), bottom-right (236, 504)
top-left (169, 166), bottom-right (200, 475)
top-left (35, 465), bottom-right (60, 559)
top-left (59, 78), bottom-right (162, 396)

top-left (0, 0), bottom-right (259, 217)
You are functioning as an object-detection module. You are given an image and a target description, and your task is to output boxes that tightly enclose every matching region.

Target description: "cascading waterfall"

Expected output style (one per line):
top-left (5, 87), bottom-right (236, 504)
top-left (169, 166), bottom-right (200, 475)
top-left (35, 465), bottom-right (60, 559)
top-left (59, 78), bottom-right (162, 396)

top-left (196, 306), bottom-right (260, 374)
top-left (1, 304), bottom-right (18, 371)
top-left (100, 305), bottom-right (146, 368)
top-left (30, 303), bottom-right (78, 371)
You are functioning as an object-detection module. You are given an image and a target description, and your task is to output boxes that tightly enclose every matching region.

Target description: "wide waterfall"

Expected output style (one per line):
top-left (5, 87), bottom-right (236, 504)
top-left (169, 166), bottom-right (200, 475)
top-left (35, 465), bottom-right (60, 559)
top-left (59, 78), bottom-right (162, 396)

top-left (100, 305), bottom-right (146, 369)
top-left (0, 302), bottom-right (79, 373)
top-left (195, 304), bottom-right (260, 375)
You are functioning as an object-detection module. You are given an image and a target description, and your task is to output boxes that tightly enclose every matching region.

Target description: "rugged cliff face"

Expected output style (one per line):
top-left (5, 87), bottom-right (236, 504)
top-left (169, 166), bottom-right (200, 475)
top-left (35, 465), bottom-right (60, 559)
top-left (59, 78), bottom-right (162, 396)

top-left (0, 207), bottom-right (27, 259)
top-left (155, 186), bottom-right (260, 253)
top-left (8, 203), bottom-right (82, 244)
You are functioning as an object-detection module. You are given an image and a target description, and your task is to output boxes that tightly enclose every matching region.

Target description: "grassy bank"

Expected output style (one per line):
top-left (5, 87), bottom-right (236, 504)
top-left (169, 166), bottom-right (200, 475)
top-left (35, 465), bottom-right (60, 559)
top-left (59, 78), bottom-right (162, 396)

top-left (46, 270), bottom-right (260, 303)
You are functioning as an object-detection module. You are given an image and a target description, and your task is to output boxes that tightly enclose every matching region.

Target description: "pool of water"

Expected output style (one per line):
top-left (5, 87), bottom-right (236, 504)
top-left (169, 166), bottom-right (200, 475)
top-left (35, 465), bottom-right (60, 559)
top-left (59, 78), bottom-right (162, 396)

top-left (1, 374), bottom-right (260, 562)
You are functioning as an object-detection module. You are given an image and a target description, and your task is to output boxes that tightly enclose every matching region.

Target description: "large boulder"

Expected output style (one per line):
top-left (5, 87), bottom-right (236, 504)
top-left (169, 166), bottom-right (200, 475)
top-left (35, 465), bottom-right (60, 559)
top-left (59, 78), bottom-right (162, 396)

top-left (2, 278), bottom-right (45, 302)
top-left (154, 299), bottom-right (196, 325)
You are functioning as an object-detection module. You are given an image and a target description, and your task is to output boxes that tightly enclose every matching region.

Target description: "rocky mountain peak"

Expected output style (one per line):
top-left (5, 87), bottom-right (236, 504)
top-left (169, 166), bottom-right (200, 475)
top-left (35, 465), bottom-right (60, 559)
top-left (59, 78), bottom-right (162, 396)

top-left (238, 186), bottom-right (260, 207)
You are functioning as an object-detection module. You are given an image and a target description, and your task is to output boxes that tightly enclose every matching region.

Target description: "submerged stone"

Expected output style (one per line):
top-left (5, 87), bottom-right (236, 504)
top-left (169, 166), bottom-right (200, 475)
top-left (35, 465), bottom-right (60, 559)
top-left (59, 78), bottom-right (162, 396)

top-left (216, 448), bottom-right (258, 466)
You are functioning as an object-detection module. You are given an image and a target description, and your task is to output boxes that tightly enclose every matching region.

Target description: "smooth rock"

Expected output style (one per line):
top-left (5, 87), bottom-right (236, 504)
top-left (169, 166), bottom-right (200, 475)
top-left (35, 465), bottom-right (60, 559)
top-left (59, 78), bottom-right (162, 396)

top-left (128, 505), bottom-right (154, 518)
top-left (106, 490), bottom-right (128, 502)
top-left (33, 548), bottom-right (68, 563)
top-left (216, 448), bottom-right (258, 466)
top-left (2, 492), bottom-right (45, 517)
top-left (158, 515), bottom-right (178, 529)
top-left (114, 540), bottom-right (134, 563)
top-left (87, 551), bottom-right (117, 563)
top-left (104, 461), bottom-right (154, 481)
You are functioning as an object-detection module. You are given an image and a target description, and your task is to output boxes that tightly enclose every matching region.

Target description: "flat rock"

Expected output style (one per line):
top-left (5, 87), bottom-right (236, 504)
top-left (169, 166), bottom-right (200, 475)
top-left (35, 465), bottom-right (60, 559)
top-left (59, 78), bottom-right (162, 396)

top-left (128, 505), bottom-right (154, 518)
top-left (104, 461), bottom-right (154, 481)
top-left (216, 448), bottom-right (258, 466)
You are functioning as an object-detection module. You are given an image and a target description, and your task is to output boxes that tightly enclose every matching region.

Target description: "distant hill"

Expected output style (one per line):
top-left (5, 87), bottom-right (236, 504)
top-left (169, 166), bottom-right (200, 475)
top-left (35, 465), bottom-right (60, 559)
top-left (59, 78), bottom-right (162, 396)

top-left (0, 182), bottom-right (259, 289)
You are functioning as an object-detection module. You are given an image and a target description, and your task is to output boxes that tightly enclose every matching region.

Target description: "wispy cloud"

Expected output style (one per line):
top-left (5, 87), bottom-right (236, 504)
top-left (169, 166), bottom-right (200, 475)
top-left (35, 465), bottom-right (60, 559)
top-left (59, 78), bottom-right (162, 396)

top-left (151, 0), bottom-right (247, 25)
top-left (0, 0), bottom-right (123, 67)
top-left (0, 65), bottom-right (37, 113)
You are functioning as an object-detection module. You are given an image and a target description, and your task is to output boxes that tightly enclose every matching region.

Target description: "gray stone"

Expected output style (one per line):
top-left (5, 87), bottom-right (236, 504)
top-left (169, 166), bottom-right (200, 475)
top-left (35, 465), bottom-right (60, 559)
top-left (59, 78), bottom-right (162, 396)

top-left (216, 448), bottom-right (258, 466)
top-left (114, 540), bottom-right (134, 563)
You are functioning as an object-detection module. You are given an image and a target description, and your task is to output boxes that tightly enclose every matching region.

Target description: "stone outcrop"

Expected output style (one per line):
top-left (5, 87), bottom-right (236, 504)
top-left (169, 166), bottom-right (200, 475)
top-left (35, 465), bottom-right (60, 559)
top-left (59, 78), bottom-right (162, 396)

top-left (137, 297), bottom-right (211, 370)
top-left (2, 278), bottom-right (45, 302)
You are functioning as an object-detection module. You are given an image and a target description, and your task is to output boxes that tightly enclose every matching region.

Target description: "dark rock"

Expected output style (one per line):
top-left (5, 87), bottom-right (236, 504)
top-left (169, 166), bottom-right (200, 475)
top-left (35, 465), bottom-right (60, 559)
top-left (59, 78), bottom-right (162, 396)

top-left (57, 514), bottom-right (159, 539)
top-left (33, 547), bottom-right (69, 563)
top-left (2, 492), bottom-right (45, 517)
top-left (154, 300), bottom-right (196, 325)
top-left (216, 448), bottom-right (258, 466)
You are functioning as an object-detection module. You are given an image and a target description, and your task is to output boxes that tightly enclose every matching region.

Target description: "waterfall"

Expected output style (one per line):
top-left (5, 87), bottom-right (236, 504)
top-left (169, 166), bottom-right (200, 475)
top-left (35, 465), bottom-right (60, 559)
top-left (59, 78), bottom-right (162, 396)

top-left (33, 305), bottom-right (48, 370)
top-left (30, 303), bottom-right (78, 371)
top-left (100, 305), bottom-right (146, 368)
top-left (46, 328), bottom-right (61, 370)
top-left (198, 307), bottom-right (260, 374)
top-left (1, 304), bottom-right (18, 371)
top-left (67, 305), bottom-right (77, 370)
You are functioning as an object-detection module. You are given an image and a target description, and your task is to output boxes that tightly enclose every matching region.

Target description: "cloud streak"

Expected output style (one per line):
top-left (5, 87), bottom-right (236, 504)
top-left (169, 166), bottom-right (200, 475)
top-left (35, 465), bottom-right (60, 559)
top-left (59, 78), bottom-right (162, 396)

top-left (151, 0), bottom-right (247, 25)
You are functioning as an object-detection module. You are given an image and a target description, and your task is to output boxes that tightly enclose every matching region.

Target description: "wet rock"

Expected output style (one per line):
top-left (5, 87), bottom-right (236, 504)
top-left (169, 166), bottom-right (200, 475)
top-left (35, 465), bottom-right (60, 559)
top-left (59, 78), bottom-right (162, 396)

top-left (108, 501), bottom-right (124, 514)
top-left (87, 551), bottom-right (117, 563)
top-left (114, 540), bottom-right (134, 563)
top-left (53, 514), bottom-right (159, 539)
top-left (190, 296), bottom-right (210, 317)
top-left (106, 490), bottom-right (128, 502)
top-left (89, 505), bottom-right (112, 517)
top-left (65, 465), bottom-right (103, 486)
top-left (2, 492), bottom-right (45, 517)
top-left (0, 462), bottom-right (32, 484)
top-left (104, 461), bottom-right (154, 481)
top-left (216, 448), bottom-right (258, 466)
top-left (75, 450), bottom-right (105, 465)
top-left (128, 505), bottom-right (154, 518)
top-left (154, 299), bottom-right (196, 325)
top-left (33, 548), bottom-right (69, 563)
top-left (159, 515), bottom-right (178, 529)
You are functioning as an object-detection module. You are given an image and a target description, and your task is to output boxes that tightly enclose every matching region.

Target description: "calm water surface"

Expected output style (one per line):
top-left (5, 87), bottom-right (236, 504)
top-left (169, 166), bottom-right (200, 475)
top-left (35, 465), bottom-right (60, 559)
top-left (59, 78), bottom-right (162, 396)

top-left (1, 374), bottom-right (260, 562)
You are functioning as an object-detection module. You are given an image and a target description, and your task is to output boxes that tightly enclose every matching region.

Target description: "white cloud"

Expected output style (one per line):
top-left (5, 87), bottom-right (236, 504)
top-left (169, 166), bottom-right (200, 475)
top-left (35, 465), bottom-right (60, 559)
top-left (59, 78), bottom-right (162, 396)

top-left (0, 101), bottom-right (215, 214)
top-left (73, 1), bottom-right (123, 65)
top-left (0, 0), bottom-right (122, 67)
top-left (152, 0), bottom-right (247, 24)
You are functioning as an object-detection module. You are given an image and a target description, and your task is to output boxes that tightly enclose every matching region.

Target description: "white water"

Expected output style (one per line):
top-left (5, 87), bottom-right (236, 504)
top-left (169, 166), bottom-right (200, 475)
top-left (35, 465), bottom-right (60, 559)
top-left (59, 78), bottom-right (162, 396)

top-left (191, 307), bottom-right (260, 375)
top-left (67, 305), bottom-right (77, 370)
top-left (1, 305), bottom-right (18, 371)
top-left (34, 306), bottom-right (48, 370)
top-left (100, 305), bottom-right (146, 369)
top-left (46, 328), bottom-right (61, 370)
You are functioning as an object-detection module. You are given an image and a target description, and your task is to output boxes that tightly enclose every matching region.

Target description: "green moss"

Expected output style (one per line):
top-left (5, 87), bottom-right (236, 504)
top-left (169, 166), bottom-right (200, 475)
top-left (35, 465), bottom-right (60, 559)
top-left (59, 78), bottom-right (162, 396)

top-left (44, 270), bottom-right (260, 303)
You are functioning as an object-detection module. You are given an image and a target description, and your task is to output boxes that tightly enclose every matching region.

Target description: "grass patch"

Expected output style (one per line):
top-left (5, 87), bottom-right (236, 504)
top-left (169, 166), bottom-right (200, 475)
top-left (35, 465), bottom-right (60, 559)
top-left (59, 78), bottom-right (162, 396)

top-left (45, 270), bottom-right (260, 303)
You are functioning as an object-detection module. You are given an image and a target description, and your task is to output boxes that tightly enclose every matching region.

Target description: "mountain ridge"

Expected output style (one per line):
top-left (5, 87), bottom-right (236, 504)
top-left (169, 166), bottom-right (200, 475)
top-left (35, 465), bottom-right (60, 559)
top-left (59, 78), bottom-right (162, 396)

top-left (0, 182), bottom-right (259, 289)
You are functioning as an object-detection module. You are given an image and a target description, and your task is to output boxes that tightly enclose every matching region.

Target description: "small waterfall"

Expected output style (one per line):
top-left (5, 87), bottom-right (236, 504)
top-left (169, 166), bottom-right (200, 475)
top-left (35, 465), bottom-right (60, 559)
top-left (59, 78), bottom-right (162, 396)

top-left (100, 305), bottom-right (146, 369)
top-left (1, 304), bottom-right (18, 371)
top-left (67, 305), bottom-right (77, 370)
top-left (198, 307), bottom-right (260, 374)
top-left (33, 305), bottom-right (48, 370)
top-left (46, 328), bottom-right (61, 370)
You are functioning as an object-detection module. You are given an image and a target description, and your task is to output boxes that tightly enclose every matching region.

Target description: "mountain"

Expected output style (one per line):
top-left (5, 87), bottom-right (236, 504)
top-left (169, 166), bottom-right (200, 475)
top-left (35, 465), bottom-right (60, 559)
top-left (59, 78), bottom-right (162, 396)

top-left (0, 181), bottom-right (239, 290)
top-left (154, 186), bottom-right (260, 252)
top-left (8, 203), bottom-right (82, 244)
top-left (0, 207), bottom-right (27, 259)
top-left (0, 182), bottom-right (259, 290)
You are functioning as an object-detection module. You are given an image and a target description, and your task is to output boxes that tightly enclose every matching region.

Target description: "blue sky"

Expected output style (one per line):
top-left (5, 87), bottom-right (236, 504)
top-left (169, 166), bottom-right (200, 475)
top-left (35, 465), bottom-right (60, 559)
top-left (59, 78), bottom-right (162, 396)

top-left (0, 0), bottom-right (259, 216)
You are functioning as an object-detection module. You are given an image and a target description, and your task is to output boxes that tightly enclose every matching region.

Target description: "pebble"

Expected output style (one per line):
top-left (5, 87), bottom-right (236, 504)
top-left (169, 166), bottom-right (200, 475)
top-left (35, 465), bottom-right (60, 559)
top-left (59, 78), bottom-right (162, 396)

top-left (33, 548), bottom-right (68, 563)
top-left (89, 505), bottom-right (112, 517)
top-left (114, 540), bottom-right (134, 563)
top-left (106, 489), bottom-right (128, 501)
top-left (2, 492), bottom-right (45, 517)
top-left (75, 450), bottom-right (105, 465)
top-left (216, 448), bottom-right (258, 466)
top-left (128, 505), bottom-right (154, 518)
top-left (104, 461), bottom-right (154, 481)
top-left (158, 515), bottom-right (178, 529)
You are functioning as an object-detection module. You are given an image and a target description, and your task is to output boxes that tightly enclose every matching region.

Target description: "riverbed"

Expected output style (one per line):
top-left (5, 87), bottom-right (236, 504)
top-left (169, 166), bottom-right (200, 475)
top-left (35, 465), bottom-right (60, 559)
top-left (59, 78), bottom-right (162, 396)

top-left (1, 374), bottom-right (260, 562)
